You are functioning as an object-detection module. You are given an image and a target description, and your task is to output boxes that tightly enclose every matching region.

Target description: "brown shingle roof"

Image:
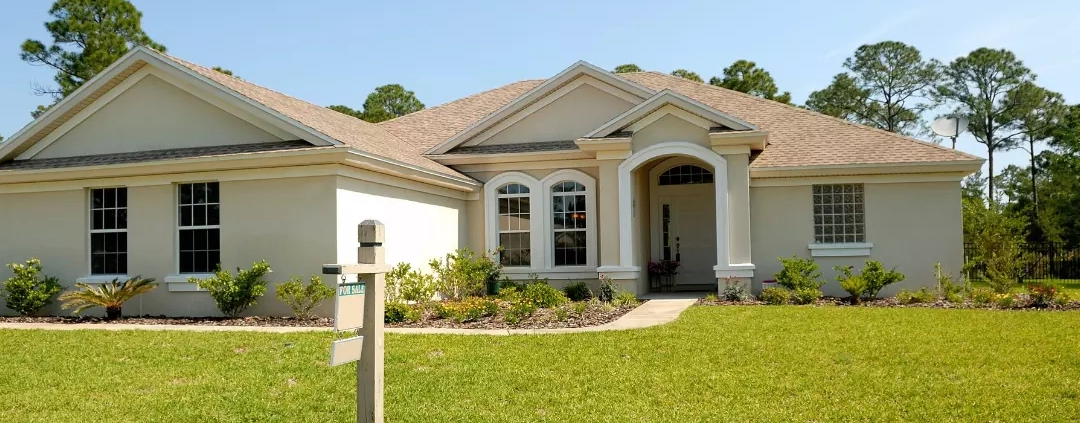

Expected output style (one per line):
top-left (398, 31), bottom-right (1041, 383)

top-left (380, 71), bottom-right (981, 169)
top-left (444, 140), bottom-right (580, 155)
top-left (158, 53), bottom-right (469, 179)
top-left (0, 141), bottom-right (320, 171)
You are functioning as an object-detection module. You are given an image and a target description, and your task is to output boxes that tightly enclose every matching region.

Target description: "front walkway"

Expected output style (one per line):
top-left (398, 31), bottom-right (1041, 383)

top-left (0, 294), bottom-right (701, 335)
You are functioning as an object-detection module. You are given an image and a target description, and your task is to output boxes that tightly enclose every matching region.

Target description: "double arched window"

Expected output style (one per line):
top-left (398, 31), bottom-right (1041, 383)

top-left (484, 170), bottom-right (597, 275)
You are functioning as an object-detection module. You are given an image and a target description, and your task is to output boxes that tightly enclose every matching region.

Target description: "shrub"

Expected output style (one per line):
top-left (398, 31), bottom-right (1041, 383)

top-left (2, 258), bottom-right (62, 316)
top-left (386, 263), bottom-right (437, 304)
top-left (498, 286), bottom-right (522, 303)
top-left (59, 276), bottom-right (156, 319)
top-left (775, 256), bottom-right (824, 291)
top-left (598, 274), bottom-right (618, 303)
top-left (572, 302), bottom-right (588, 316)
top-left (194, 260), bottom-right (271, 318)
top-left (759, 287), bottom-right (790, 305)
top-left (504, 301), bottom-right (537, 324)
top-left (434, 297), bottom-right (499, 323)
top-left (1054, 292), bottom-right (1071, 307)
top-left (275, 275), bottom-right (333, 319)
top-left (522, 282), bottom-right (568, 308)
top-left (385, 301), bottom-right (409, 323)
top-left (996, 293), bottom-right (1015, 309)
top-left (703, 293), bottom-right (719, 302)
top-left (933, 263), bottom-right (966, 303)
top-left (1025, 282), bottom-right (1059, 308)
top-left (498, 278), bottom-right (520, 291)
top-left (563, 282), bottom-right (592, 302)
top-left (720, 277), bottom-right (747, 302)
top-left (896, 288), bottom-right (934, 305)
top-left (791, 287), bottom-right (822, 305)
top-left (405, 305), bottom-right (423, 323)
top-left (428, 248), bottom-right (501, 300)
top-left (860, 260), bottom-right (905, 299)
top-left (969, 287), bottom-right (996, 306)
top-left (554, 306), bottom-right (569, 321)
top-left (612, 290), bottom-right (639, 307)
top-left (838, 275), bottom-right (868, 305)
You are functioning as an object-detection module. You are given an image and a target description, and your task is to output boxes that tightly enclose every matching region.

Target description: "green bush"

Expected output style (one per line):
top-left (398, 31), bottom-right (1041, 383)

top-left (758, 287), bottom-right (790, 305)
top-left (1025, 282), bottom-right (1060, 308)
top-left (428, 248), bottom-right (501, 300)
top-left (386, 263), bottom-right (437, 304)
top-left (563, 281), bottom-right (592, 302)
top-left (572, 302), bottom-right (588, 316)
top-left (933, 263), bottom-right (966, 303)
top-left (1053, 292), bottom-right (1071, 307)
top-left (996, 294), bottom-right (1016, 309)
top-left (859, 261), bottom-right (906, 299)
top-left (838, 275), bottom-right (868, 305)
top-left (498, 278), bottom-right (520, 292)
top-left (275, 275), bottom-right (333, 319)
top-left (385, 301), bottom-right (409, 323)
top-left (598, 274), bottom-right (618, 302)
top-left (434, 297), bottom-right (499, 323)
top-left (969, 287), bottom-right (996, 306)
top-left (522, 282), bottom-right (568, 308)
top-left (720, 277), bottom-right (747, 301)
top-left (896, 288), bottom-right (934, 305)
top-left (703, 293), bottom-right (719, 302)
top-left (497, 286), bottom-right (522, 303)
top-left (612, 290), bottom-right (639, 307)
top-left (2, 258), bottom-right (63, 316)
top-left (775, 256), bottom-right (824, 291)
top-left (554, 306), bottom-right (570, 321)
top-left (791, 287), bottom-right (822, 305)
top-left (194, 260), bottom-right (271, 318)
top-left (59, 276), bottom-right (156, 319)
top-left (504, 301), bottom-right (537, 325)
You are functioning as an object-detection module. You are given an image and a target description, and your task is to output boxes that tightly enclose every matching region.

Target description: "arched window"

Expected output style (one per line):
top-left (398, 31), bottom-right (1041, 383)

top-left (658, 165), bottom-right (713, 186)
top-left (551, 181), bottom-right (587, 266)
top-left (497, 183), bottom-right (531, 267)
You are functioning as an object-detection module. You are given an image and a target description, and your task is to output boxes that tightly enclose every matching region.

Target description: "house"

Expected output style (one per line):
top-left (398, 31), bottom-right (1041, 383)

top-left (0, 47), bottom-right (982, 316)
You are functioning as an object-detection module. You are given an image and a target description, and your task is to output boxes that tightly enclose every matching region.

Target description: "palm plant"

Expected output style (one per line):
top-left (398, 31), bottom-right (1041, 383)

top-left (59, 276), bottom-right (157, 320)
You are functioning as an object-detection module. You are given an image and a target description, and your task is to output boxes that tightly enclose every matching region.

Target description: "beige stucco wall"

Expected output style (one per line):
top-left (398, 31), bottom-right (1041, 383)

top-left (34, 75), bottom-right (283, 159)
top-left (480, 82), bottom-right (634, 146)
top-left (724, 154), bottom-right (751, 265)
top-left (750, 181), bottom-right (964, 297)
top-left (0, 175), bottom-right (339, 317)
top-left (631, 114), bottom-right (710, 151)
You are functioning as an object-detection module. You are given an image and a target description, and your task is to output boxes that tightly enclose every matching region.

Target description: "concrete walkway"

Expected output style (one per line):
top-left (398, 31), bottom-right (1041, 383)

top-left (0, 293), bottom-right (701, 335)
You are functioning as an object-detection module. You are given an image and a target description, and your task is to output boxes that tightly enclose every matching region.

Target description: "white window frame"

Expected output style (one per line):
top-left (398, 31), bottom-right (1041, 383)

top-left (79, 187), bottom-right (130, 283)
top-left (542, 170), bottom-right (597, 271)
top-left (167, 182), bottom-right (221, 290)
top-left (495, 182), bottom-right (533, 268)
top-left (808, 183), bottom-right (872, 257)
top-left (484, 172), bottom-right (541, 274)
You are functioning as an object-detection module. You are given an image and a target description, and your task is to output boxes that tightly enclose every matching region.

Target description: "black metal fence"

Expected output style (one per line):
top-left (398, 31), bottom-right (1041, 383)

top-left (964, 242), bottom-right (1080, 280)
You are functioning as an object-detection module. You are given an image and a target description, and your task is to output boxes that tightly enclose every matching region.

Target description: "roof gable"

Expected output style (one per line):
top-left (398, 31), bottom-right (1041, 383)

top-left (584, 89), bottom-right (757, 138)
top-left (424, 61), bottom-right (655, 154)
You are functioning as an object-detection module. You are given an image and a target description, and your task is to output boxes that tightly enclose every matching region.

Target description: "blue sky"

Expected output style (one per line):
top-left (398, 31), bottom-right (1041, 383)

top-left (2, 0), bottom-right (1078, 173)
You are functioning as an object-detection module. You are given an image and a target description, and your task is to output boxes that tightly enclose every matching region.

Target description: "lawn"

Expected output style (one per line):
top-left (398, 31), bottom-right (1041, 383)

top-left (2, 307), bottom-right (1079, 422)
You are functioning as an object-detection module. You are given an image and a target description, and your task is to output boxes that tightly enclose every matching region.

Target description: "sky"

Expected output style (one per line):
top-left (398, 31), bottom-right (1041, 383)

top-left (2, 0), bottom-right (1079, 175)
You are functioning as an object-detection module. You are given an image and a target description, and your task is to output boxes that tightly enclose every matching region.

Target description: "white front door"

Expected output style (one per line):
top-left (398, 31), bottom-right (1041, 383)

top-left (656, 185), bottom-right (717, 286)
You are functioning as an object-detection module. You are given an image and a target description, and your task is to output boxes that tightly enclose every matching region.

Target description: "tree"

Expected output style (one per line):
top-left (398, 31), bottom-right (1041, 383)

top-left (670, 69), bottom-right (703, 83)
top-left (20, 0), bottom-right (165, 118)
top-left (709, 60), bottom-right (791, 104)
top-left (614, 63), bottom-right (642, 73)
top-left (327, 104), bottom-right (364, 119)
top-left (1004, 82), bottom-right (1064, 220)
top-left (937, 48), bottom-right (1037, 203)
top-left (358, 84), bottom-right (424, 123)
top-left (806, 41), bottom-right (942, 136)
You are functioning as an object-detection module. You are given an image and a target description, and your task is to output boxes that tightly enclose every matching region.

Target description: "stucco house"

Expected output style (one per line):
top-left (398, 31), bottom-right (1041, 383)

top-left (0, 47), bottom-right (983, 316)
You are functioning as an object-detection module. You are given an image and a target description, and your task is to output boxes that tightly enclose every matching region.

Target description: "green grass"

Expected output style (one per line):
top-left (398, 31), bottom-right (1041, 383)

top-left (3, 307), bottom-right (1080, 422)
top-left (969, 278), bottom-right (1080, 296)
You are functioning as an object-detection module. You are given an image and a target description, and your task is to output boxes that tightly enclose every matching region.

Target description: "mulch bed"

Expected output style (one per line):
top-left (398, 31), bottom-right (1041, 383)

top-left (386, 301), bottom-right (642, 330)
top-left (697, 296), bottom-right (1080, 311)
top-left (0, 315), bottom-right (334, 327)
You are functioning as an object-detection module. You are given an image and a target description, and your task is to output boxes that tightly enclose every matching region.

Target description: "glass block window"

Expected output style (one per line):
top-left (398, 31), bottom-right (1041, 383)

top-left (552, 181), bottom-right (587, 266)
top-left (497, 183), bottom-right (531, 267)
top-left (658, 165), bottom-right (713, 186)
top-left (178, 182), bottom-right (221, 273)
top-left (90, 188), bottom-right (128, 275)
top-left (813, 184), bottom-right (865, 244)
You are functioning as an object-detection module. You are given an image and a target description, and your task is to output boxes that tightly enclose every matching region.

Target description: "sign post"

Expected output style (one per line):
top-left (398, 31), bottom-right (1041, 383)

top-left (323, 220), bottom-right (387, 423)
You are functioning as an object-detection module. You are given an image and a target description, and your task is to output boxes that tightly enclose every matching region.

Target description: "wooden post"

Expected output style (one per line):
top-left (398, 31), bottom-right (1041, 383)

top-left (357, 220), bottom-right (385, 423)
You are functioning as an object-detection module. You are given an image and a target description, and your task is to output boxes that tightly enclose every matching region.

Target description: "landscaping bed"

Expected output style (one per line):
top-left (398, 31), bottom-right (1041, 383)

top-left (386, 299), bottom-right (640, 330)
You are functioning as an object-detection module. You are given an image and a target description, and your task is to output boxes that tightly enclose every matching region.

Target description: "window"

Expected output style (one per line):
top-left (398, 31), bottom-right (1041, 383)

top-left (813, 184), bottom-right (865, 244)
top-left (90, 188), bottom-right (128, 275)
top-left (661, 204), bottom-right (672, 261)
top-left (551, 181), bottom-right (587, 266)
top-left (497, 183), bottom-right (531, 267)
top-left (178, 182), bottom-right (221, 273)
top-left (658, 165), bottom-right (713, 186)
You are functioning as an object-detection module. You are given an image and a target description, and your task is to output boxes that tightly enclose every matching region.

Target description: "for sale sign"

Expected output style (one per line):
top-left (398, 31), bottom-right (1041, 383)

top-left (334, 282), bottom-right (366, 332)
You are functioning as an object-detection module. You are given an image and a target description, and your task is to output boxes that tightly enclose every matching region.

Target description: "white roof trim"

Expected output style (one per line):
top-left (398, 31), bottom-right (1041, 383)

top-left (583, 89), bottom-right (758, 138)
top-left (424, 60), bottom-right (655, 155)
top-left (0, 46), bottom-right (341, 162)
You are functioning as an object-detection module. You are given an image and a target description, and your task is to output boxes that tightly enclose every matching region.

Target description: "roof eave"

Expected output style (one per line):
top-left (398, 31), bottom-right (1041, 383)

top-left (749, 159), bottom-right (985, 179)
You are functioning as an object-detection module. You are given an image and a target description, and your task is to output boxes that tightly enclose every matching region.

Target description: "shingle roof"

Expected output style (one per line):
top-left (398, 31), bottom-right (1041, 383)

top-left (444, 140), bottom-right (580, 155)
top-left (158, 53), bottom-right (469, 179)
top-left (0, 141), bottom-right (320, 171)
top-left (379, 71), bottom-right (982, 169)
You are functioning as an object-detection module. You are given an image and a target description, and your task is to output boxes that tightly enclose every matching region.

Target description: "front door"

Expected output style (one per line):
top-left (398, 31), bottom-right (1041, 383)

top-left (657, 189), bottom-right (716, 286)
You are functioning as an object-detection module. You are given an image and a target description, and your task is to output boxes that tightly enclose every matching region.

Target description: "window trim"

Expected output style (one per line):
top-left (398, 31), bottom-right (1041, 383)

top-left (541, 170), bottom-right (597, 271)
top-left (87, 186), bottom-right (129, 278)
top-left (175, 181), bottom-right (222, 275)
top-left (484, 172), bottom-right (542, 272)
top-left (808, 183), bottom-right (871, 257)
top-left (495, 182), bottom-right (533, 268)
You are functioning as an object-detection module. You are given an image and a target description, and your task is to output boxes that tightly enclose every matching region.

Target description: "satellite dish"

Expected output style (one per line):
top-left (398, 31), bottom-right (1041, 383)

top-left (931, 116), bottom-right (969, 149)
